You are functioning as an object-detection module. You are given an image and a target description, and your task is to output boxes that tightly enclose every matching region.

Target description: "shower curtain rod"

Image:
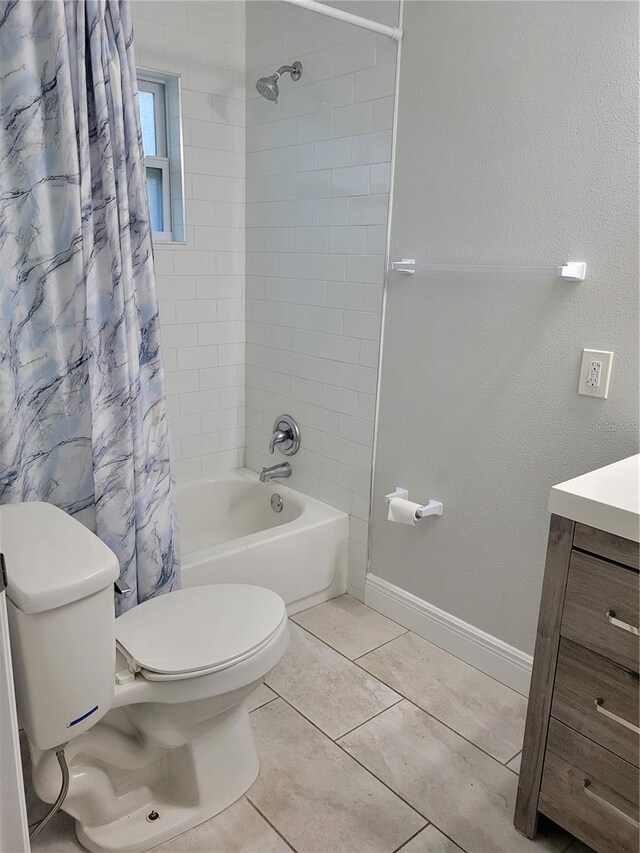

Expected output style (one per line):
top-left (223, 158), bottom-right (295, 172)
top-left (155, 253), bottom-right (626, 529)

top-left (280, 0), bottom-right (403, 41)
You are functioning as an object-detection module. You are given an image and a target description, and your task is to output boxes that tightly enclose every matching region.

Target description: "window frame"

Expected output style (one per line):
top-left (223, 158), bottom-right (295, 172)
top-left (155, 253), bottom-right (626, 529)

top-left (137, 69), bottom-right (186, 244)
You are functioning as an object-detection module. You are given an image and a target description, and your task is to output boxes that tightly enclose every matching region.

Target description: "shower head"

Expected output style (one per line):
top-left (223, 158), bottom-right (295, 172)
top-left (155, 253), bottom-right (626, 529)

top-left (256, 61), bottom-right (302, 103)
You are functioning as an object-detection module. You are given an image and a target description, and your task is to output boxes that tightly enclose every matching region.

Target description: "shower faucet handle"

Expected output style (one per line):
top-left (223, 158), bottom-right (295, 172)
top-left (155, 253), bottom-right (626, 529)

top-left (269, 429), bottom-right (289, 454)
top-left (269, 414), bottom-right (301, 456)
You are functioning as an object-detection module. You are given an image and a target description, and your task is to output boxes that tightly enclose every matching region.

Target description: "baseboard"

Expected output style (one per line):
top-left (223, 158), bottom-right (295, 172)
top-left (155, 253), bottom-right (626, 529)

top-left (346, 583), bottom-right (365, 602)
top-left (364, 574), bottom-right (532, 696)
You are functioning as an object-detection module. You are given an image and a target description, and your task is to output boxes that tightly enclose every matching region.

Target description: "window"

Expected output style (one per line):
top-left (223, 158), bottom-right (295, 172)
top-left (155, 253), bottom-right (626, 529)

top-left (137, 70), bottom-right (185, 243)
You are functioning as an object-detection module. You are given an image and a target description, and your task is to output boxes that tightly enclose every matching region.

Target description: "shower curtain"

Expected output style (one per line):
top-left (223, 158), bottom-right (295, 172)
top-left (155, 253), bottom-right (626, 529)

top-left (0, 0), bottom-right (179, 613)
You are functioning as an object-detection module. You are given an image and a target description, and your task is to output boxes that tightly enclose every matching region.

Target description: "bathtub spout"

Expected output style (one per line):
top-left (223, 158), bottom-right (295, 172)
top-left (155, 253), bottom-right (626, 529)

top-left (260, 462), bottom-right (292, 482)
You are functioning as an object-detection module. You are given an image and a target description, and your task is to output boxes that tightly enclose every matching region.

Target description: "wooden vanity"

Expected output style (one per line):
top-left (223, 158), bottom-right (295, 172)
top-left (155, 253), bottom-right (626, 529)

top-left (515, 456), bottom-right (639, 853)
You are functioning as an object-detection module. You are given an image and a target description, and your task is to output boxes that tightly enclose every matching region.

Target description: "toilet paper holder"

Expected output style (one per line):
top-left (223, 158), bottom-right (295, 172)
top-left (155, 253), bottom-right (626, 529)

top-left (385, 487), bottom-right (444, 518)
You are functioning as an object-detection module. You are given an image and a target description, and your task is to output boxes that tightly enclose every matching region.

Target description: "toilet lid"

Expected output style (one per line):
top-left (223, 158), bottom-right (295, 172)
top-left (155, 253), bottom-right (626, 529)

top-left (115, 584), bottom-right (286, 678)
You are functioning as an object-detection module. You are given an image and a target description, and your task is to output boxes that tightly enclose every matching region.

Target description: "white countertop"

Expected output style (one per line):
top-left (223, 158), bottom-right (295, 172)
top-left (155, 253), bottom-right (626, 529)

top-left (548, 455), bottom-right (640, 542)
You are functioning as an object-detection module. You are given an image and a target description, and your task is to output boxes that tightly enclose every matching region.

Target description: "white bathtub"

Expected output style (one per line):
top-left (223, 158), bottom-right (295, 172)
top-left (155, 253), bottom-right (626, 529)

top-left (176, 469), bottom-right (349, 614)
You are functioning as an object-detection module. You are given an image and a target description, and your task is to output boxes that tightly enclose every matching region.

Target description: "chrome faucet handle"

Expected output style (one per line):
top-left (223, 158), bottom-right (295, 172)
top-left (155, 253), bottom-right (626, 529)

top-left (269, 429), bottom-right (289, 454)
top-left (269, 414), bottom-right (301, 456)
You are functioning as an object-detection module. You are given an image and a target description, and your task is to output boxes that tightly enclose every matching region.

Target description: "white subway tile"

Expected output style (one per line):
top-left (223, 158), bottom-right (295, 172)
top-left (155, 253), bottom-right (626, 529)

top-left (314, 137), bottom-right (351, 169)
top-left (264, 118), bottom-right (299, 149)
top-left (296, 169), bottom-right (332, 200)
top-left (363, 284), bottom-right (383, 313)
top-left (337, 463), bottom-right (371, 496)
top-left (332, 102), bottom-right (373, 138)
top-left (197, 321), bottom-right (240, 345)
top-left (290, 279), bottom-right (327, 306)
top-left (334, 36), bottom-right (376, 76)
top-left (312, 197), bottom-right (349, 225)
top-left (316, 74), bottom-right (354, 110)
top-left (161, 324), bottom-right (198, 349)
top-left (292, 329), bottom-right (325, 357)
top-left (323, 385), bottom-right (358, 415)
top-left (295, 226), bottom-right (330, 253)
top-left (338, 414), bottom-right (375, 445)
top-left (326, 282), bottom-right (364, 311)
top-left (276, 349), bottom-right (309, 378)
top-left (199, 365), bottom-right (239, 390)
top-left (162, 347), bottom-right (178, 373)
top-left (304, 405), bottom-right (339, 434)
top-left (177, 345), bottom-right (219, 371)
top-left (340, 363), bottom-right (377, 394)
top-left (180, 389), bottom-right (221, 415)
top-left (348, 194), bottom-right (389, 225)
top-left (201, 408), bottom-right (239, 434)
top-left (173, 250), bottom-right (217, 276)
top-left (353, 62), bottom-right (396, 103)
top-left (325, 334), bottom-right (361, 364)
top-left (170, 413), bottom-right (202, 439)
top-left (366, 224), bottom-right (387, 254)
top-left (346, 255), bottom-right (385, 284)
top-left (176, 299), bottom-right (218, 324)
top-left (375, 32), bottom-right (399, 66)
top-left (280, 252), bottom-right (311, 278)
top-left (174, 457), bottom-right (203, 482)
top-left (309, 306), bottom-right (343, 334)
top-left (307, 356), bottom-right (341, 386)
top-left (218, 342), bottom-right (245, 366)
top-left (356, 392), bottom-right (376, 422)
top-left (310, 253), bottom-right (346, 281)
top-left (342, 310), bottom-right (381, 340)
top-left (181, 432), bottom-right (222, 458)
top-left (320, 433), bottom-right (356, 466)
top-left (318, 480), bottom-right (352, 513)
top-left (156, 276), bottom-right (197, 302)
top-left (359, 339), bottom-right (380, 368)
top-left (371, 162), bottom-right (391, 194)
top-left (278, 302), bottom-right (309, 329)
top-left (351, 130), bottom-right (393, 166)
top-left (164, 370), bottom-right (199, 396)
top-left (331, 165), bottom-right (370, 197)
top-left (217, 298), bottom-right (244, 322)
top-left (351, 492), bottom-right (371, 522)
top-left (291, 377), bottom-right (324, 406)
top-left (298, 111), bottom-right (333, 143)
top-left (372, 96), bottom-right (394, 131)
top-left (329, 226), bottom-right (368, 255)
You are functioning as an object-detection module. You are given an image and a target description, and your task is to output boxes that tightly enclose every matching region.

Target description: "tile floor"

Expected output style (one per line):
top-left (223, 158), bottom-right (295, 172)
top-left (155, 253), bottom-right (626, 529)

top-left (26, 595), bottom-right (592, 853)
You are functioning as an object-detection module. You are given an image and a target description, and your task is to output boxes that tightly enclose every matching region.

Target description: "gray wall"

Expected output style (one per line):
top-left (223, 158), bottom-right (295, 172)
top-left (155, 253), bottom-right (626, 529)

top-left (370, 1), bottom-right (639, 653)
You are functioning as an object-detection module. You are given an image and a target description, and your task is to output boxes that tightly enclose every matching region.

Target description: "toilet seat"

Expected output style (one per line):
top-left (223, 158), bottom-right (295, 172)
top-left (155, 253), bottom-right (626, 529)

top-left (115, 584), bottom-right (287, 681)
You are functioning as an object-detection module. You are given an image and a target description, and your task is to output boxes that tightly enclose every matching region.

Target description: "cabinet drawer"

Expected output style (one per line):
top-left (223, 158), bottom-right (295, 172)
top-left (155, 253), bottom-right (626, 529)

top-left (552, 638), bottom-right (639, 766)
top-left (573, 523), bottom-right (639, 570)
top-left (562, 550), bottom-right (639, 672)
top-left (540, 719), bottom-right (639, 853)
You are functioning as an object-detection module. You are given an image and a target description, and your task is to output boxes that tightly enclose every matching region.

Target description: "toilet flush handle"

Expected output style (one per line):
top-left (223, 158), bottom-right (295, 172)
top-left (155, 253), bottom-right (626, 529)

top-left (114, 578), bottom-right (134, 597)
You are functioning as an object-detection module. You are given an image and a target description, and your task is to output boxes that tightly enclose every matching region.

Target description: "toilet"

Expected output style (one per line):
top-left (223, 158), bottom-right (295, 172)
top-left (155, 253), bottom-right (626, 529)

top-left (1, 502), bottom-right (289, 853)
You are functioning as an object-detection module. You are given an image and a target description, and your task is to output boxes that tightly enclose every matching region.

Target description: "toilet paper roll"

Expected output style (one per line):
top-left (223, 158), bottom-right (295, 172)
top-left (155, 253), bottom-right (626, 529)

top-left (387, 497), bottom-right (421, 526)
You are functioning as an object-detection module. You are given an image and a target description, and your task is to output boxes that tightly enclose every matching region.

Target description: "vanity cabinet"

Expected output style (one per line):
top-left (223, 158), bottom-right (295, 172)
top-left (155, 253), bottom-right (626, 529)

top-left (515, 515), bottom-right (639, 853)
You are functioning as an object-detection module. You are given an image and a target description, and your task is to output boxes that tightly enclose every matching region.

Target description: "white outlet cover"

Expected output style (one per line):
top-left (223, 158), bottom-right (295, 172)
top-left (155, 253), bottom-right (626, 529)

top-left (578, 349), bottom-right (614, 398)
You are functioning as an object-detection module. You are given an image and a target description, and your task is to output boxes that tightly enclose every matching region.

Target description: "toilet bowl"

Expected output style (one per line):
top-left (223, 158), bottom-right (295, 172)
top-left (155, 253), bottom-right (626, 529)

top-left (1, 503), bottom-right (289, 853)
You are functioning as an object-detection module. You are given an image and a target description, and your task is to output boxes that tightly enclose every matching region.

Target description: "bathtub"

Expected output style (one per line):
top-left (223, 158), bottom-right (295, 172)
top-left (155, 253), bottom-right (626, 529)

top-left (176, 469), bottom-right (349, 614)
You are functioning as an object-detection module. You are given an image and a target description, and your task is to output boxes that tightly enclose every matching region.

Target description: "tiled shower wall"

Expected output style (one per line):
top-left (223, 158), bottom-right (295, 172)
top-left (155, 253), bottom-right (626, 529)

top-left (132, 1), bottom-right (246, 481)
top-left (244, 1), bottom-right (399, 599)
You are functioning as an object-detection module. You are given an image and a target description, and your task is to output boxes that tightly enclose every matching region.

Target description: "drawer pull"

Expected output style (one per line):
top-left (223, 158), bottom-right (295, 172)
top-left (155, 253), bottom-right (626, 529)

top-left (606, 610), bottom-right (639, 636)
top-left (583, 779), bottom-right (639, 827)
top-left (594, 698), bottom-right (640, 735)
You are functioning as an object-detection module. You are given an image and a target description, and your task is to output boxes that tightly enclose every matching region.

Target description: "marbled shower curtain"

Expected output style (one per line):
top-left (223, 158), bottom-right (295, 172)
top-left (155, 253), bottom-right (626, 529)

top-left (0, 0), bottom-right (179, 613)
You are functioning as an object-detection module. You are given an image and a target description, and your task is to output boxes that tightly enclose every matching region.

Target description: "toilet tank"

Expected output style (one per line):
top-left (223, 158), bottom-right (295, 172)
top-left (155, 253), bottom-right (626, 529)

top-left (0, 502), bottom-right (120, 750)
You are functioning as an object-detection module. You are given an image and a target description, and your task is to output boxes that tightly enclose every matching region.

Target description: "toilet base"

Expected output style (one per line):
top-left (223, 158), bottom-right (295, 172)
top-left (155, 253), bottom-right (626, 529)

top-left (70, 703), bottom-right (259, 853)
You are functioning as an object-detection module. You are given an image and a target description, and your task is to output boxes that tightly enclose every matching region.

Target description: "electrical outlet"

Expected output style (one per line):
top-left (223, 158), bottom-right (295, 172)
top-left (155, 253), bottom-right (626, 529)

top-left (578, 349), bottom-right (614, 398)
